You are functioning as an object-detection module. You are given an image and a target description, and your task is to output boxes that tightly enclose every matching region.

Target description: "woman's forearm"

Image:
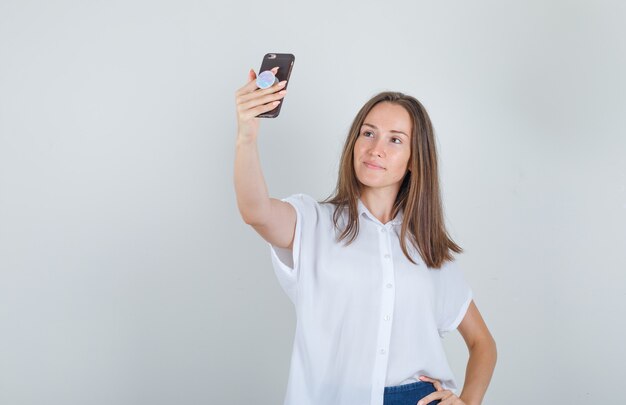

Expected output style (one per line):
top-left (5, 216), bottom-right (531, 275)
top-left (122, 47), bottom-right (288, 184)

top-left (459, 337), bottom-right (497, 405)
top-left (234, 135), bottom-right (271, 225)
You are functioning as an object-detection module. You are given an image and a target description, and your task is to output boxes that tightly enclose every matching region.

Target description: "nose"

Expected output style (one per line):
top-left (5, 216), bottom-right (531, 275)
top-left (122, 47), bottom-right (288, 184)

top-left (368, 137), bottom-right (385, 158)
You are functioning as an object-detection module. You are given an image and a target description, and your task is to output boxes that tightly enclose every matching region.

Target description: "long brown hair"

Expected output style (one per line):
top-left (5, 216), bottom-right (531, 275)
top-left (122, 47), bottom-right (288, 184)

top-left (322, 91), bottom-right (462, 269)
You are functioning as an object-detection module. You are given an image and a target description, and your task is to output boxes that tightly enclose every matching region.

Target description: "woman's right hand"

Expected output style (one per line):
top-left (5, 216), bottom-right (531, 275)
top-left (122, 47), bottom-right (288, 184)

top-left (235, 66), bottom-right (287, 140)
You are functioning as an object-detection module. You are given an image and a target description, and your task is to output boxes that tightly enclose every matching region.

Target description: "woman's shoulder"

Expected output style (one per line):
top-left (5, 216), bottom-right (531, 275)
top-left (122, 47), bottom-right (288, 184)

top-left (427, 257), bottom-right (468, 284)
top-left (280, 193), bottom-right (337, 217)
top-left (281, 193), bottom-right (327, 207)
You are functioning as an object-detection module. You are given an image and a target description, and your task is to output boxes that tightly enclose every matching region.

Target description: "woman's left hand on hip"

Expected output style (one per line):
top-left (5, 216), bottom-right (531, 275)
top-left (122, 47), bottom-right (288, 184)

top-left (416, 375), bottom-right (467, 405)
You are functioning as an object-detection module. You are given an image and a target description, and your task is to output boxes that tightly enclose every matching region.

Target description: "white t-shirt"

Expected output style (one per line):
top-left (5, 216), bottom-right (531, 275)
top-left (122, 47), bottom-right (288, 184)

top-left (269, 194), bottom-right (473, 405)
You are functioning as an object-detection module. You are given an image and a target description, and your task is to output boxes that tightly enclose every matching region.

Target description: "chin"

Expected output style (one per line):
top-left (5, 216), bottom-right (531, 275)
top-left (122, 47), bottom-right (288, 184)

top-left (357, 173), bottom-right (404, 191)
top-left (357, 178), bottom-right (389, 189)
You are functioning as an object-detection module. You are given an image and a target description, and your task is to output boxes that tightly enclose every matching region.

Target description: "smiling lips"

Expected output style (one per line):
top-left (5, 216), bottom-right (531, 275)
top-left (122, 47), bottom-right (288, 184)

top-left (364, 161), bottom-right (384, 170)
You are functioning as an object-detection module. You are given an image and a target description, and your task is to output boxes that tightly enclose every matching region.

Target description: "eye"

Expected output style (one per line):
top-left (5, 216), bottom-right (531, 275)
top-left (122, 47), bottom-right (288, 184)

top-left (362, 131), bottom-right (374, 138)
top-left (391, 137), bottom-right (402, 144)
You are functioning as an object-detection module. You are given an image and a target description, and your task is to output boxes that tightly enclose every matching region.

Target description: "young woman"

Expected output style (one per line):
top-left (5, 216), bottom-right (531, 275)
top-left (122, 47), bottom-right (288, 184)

top-left (234, 67), bottom-right (497, 405)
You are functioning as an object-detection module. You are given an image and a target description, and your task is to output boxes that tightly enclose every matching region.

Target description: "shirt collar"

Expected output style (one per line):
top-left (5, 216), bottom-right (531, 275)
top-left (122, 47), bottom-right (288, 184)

top-left (357, 199), bottom-right (404, 226)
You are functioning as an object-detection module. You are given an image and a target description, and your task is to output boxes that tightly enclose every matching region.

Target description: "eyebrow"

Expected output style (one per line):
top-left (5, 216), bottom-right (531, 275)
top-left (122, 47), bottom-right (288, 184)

top-left (362, 123), bottom-right (409, 138)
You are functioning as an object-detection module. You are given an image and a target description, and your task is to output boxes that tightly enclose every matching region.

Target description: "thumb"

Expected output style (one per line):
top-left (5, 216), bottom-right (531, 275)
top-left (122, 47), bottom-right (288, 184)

top-left (248, 68), bottom-right (257, 81)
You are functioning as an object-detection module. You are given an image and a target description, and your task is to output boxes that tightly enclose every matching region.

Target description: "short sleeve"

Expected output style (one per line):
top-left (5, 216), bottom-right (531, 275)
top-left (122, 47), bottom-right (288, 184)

top-left (268, 193), bottom-right (319, 303)
top-left (431, 260), bottom-right (473, 337)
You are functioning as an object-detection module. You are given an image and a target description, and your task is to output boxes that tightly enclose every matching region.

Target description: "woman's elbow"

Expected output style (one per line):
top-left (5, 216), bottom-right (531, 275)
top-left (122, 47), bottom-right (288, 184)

top-left (237, 204), bottom-right (269, 226)
top-left (469, 333), bottom-right (497, 359)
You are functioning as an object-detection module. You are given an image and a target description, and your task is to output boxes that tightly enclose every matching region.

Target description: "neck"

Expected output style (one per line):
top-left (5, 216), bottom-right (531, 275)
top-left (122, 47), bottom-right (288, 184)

top-left (359, 187), bottom-right (399, 224)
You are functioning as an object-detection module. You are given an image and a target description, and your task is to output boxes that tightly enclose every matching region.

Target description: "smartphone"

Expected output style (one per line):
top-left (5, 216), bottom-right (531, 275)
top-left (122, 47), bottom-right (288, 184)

top-left (257, 53), bottom-right (295, 118)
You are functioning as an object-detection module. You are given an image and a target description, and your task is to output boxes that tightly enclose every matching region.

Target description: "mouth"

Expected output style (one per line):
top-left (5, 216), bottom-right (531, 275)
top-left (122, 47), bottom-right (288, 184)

top-left (364, 161), bottom-right (384, 170)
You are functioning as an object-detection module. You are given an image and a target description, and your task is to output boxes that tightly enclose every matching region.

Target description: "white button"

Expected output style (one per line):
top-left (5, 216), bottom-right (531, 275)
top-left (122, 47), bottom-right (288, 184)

top-left (380, 228), bottom-right (386, 233)
top-left (386, 283), bottom-right (392, 288)
top-left (379, 349), bottom-right (386, 354)
top-left (384, 315), bottom-right (391, 321)
top-left (384, 254), bottom-right (390, 259)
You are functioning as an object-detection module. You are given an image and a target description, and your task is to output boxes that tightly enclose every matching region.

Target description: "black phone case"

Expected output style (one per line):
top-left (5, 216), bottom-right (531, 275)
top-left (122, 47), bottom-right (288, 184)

top-left (257, 53), bottom-right (295, 118)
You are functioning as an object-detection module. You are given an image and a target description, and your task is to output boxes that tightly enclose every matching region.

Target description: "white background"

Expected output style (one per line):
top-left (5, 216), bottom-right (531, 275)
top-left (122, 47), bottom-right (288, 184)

top-left (1, 0), bottom-right (625, 404)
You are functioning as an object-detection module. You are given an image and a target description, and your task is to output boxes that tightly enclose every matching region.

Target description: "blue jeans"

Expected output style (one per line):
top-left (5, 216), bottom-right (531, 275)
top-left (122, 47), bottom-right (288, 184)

top-left (383, 381), bottom-right (441, 405)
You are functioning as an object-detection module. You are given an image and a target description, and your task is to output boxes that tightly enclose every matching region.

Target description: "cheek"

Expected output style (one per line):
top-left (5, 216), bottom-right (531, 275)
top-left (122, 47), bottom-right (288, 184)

top-left (393, 149), bottom-right (411, 169)
top-left (353, 142), bottom-right (365, 159)
top-left (352, 146), bottom-right (361, 167)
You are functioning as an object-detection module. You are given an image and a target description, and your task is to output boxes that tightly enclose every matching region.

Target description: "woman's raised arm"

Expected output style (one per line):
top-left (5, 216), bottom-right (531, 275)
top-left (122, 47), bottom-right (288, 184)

top-left (233, 68), bottom-right (296, 249)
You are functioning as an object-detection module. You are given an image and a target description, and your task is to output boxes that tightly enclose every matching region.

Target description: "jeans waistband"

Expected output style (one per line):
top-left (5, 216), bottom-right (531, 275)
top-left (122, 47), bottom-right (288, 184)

top-left (384, 381), bottom-right (435, 394)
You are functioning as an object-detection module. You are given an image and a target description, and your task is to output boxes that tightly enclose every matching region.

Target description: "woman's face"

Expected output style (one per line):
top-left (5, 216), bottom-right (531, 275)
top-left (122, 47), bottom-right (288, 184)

top-left (353, 102), bottom-right (412, 195)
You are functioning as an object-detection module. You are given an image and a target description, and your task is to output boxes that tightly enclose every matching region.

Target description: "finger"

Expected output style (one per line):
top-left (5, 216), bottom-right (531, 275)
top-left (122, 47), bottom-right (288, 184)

top-left (417, 391), bottom-right (445, 405)
top-left (237, 80), bottom-right (287, 104)
top-left (241, 100), bottom-right (281, 120)
top-left (236, 74), bottom-right (261, 97)
top-left (418, 390), bottom-right (455, 405)
top-left (236, 67), bottom-right (266, 96)
top-left (438, 395), bottom-right (460, 405)
top-left (241, 95), bottom-right (283, 118)
top-left (239, 79), bottom-right (286, 103)
top-left (238, 65), bottom-right (279, 92)
top-left (437, 393), bottom-right (461, 405)
top-left (238, 89), bottom-right (286, 113)
top-left (419, 376), bottom-right (443, 392)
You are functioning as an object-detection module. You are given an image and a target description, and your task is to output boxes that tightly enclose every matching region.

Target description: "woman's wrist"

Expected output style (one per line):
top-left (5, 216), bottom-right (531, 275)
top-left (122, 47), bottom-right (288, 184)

top-left (236, 131), bottom-right (258, 145)
top-left (460, 396), bottom-right (479, 405)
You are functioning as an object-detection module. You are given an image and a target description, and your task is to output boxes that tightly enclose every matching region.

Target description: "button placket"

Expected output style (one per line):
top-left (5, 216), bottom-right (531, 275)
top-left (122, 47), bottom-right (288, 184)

top-left (370, 225), bottom-right (396, 404)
